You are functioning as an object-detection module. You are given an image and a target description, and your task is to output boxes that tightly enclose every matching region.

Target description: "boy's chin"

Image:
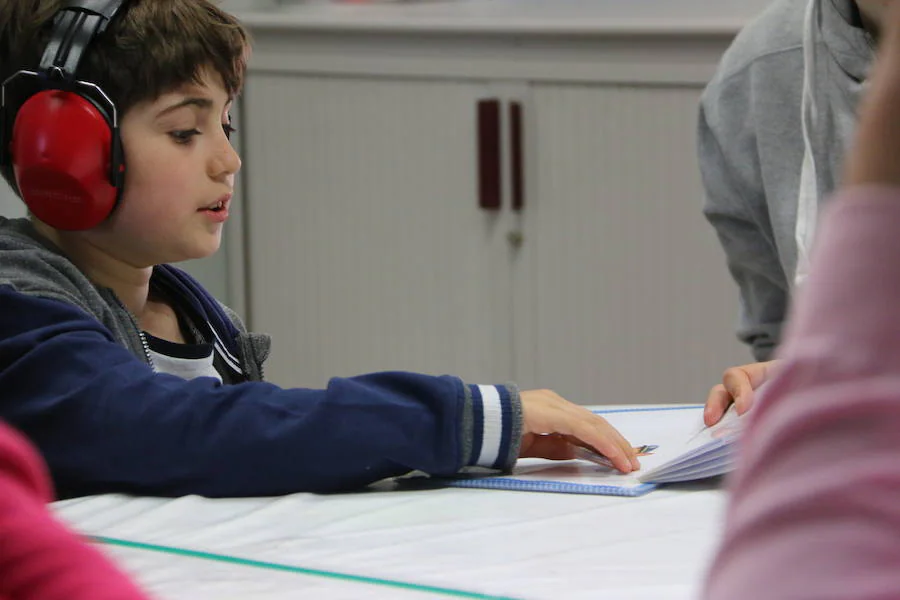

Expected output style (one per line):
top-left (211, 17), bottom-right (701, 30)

top-left (181, 241), bottom-right (222, 262)
top-left (166, 237), bottom-right (222, 264)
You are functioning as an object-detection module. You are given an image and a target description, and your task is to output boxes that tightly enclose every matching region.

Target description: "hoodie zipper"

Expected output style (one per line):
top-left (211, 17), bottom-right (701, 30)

top-left (106, 291), bottom-right (156, 371)
top-left (137, 329), bottom-right (156, 372)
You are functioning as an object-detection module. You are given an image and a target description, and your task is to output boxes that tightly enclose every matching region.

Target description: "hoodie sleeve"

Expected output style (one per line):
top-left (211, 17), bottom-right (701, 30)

top-left (0, 286), bottom-right (522, 498)
top-left (698, 78), bottom-right (790, 362)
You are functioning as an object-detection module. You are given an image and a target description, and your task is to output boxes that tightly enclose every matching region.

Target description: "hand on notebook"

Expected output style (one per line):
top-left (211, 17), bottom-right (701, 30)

top-left (704, 360), bottom-right (780, 426)
top-left (518, 389), bottom-right (640, 473)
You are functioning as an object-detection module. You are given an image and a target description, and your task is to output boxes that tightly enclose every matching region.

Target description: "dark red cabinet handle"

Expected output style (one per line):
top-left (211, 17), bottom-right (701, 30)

top-left (509, 101), bottom-right (524, 211)
top-left (477, 99), bottom-right (502, 210)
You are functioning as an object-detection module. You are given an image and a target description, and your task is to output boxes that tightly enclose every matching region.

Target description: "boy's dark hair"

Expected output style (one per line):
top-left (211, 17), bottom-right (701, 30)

top-left (0, 0), bottom-right (250, 197)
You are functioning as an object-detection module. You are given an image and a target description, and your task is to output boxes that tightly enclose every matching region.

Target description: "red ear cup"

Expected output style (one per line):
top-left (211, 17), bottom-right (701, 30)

top-left (11, 89), bottom-right (119, 231)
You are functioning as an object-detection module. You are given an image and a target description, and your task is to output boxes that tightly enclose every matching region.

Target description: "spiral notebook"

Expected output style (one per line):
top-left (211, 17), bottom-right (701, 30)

top-left (439, 404), bottom-right (742, 497)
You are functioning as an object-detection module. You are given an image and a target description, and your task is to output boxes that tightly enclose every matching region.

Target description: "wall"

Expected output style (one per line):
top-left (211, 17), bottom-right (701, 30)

top-left (227, 0), bottom-right (776, 19)
top-left (0, 183), bottom-right (24, 219)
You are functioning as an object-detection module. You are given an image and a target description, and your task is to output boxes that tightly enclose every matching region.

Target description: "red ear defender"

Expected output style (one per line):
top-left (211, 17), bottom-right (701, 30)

top-left (11, 89), bottom-right (118, 231)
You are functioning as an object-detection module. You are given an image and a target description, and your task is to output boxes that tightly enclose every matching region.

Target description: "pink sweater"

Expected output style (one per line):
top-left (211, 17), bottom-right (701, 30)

top-left (704, 187), bottom-right (900, 599)
top-left (0, 422), bottom-right (148, 600)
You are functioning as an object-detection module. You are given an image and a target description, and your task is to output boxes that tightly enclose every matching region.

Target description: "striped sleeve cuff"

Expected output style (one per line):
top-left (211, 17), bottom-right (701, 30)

top-left (464, 384), bottom-right (522, 471)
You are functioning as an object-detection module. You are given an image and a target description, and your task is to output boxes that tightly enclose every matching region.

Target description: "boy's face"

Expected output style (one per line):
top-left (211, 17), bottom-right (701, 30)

top-left (85, 69), bottom-right (241, 267)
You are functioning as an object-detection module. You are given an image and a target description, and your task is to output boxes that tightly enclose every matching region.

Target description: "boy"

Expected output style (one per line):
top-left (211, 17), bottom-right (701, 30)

top-left (0, 0), bottom-right (638, 499)
top-left (699, 0), bottom-right (892, 424)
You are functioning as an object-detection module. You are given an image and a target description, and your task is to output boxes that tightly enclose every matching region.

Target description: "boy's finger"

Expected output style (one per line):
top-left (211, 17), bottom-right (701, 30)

top-left (582, 411), bottom-right (637, 464)
top-left (606, 420), bottom-right (641, 470)
top-left (722, 369), bottom-right (755, 411)
top-left (733, 392), bottom-right (755, 415)
top-left (722, 369), bottom-right (753, 398)
top-left (705, 384), bottom-right (732, 426)
top-left (571, 420), bottom-right (636, 473)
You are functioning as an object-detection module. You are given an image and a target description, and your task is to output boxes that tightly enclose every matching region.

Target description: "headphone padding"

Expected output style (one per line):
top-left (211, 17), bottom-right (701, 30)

top-left (11, 89), bottom-right (118, 231)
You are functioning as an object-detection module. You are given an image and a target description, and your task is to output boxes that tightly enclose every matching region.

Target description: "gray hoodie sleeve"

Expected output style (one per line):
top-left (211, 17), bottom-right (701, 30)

top-left (698, 77), bottom-right (788, 362)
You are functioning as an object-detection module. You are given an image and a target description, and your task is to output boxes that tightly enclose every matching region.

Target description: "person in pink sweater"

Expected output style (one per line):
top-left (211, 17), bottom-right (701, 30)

top-left (0, 421), bottom-right (149, 600)
top-left (704, 3), bottom-right (900, 599)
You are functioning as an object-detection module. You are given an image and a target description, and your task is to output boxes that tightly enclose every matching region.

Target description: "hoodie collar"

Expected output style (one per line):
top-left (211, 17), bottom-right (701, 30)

top-left (821, 0), bottom-right (875, 82)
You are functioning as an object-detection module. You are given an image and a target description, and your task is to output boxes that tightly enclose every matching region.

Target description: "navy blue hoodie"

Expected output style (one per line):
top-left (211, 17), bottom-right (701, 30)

top-left (0, 217), bottom-right (521, 499)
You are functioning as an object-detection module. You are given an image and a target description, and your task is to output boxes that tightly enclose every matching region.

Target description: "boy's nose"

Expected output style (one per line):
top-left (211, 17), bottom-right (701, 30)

top-left (209, 137), bottom-right (242, 180)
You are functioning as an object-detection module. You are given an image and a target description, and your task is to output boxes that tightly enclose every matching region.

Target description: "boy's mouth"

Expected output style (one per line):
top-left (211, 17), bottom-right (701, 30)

top-left (200, 195), bottom-right (231, 213)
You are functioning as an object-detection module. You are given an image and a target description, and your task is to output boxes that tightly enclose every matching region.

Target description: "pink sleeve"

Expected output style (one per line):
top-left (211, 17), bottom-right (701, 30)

top-left (0, 422), bottom-right (150, 600)
top-left (704, 186), bottom-right (900, 599)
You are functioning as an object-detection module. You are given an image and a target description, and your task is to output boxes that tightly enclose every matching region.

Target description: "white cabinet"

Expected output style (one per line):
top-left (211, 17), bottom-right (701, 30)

top-left (244, 76), bottom-right (514, 385)
top-left (237, 4), bottom-right (752, 404)
top-left (517, 84), bottom-right (745, 402)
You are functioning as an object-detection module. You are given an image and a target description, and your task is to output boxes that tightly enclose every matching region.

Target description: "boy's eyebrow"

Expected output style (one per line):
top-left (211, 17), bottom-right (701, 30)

top-left (155, 97), bottom-right (215, 118)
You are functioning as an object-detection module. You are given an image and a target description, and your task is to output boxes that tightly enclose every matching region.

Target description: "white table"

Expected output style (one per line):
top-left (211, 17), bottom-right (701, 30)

top-left (54, 405), bottom-right (728, 599)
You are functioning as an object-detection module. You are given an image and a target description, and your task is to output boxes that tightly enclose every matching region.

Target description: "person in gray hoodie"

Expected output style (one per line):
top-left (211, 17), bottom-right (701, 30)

top-left (700, 0), bottom-right (888, 425)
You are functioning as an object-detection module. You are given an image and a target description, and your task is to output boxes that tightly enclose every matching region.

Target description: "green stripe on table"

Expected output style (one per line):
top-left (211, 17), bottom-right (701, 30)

top-left (92, 536), bottom-right (518, 599)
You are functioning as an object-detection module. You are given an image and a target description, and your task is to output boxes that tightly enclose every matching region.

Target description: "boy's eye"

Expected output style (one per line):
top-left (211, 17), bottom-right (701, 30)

top-left (170, 129), bottom-right (201, 144)
top-left (223, 123), bottom-right (237, 140)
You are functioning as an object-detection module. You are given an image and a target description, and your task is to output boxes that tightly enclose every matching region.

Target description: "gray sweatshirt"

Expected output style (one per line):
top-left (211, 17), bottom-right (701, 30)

top-left (698, 0), bottom-right (872, 361)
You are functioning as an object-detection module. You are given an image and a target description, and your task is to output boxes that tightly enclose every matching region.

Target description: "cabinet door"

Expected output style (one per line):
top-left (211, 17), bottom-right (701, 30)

top-left (243, 75), bottom-right (513, 388)
top-left (516, 83), bottom-right (748, 405)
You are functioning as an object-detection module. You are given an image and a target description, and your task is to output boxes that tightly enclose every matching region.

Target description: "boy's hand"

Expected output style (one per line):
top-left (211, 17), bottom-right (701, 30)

top-left (518, 389), bottom-right (640, 473)
top-left (704, 360), bottom-right (779, 427)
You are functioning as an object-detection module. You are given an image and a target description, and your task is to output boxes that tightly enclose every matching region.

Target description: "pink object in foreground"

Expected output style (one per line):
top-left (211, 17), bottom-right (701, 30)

top-left (704, 186), bottom-right (900, 599)
top-left (0, 421), bottom-right (149, 600)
